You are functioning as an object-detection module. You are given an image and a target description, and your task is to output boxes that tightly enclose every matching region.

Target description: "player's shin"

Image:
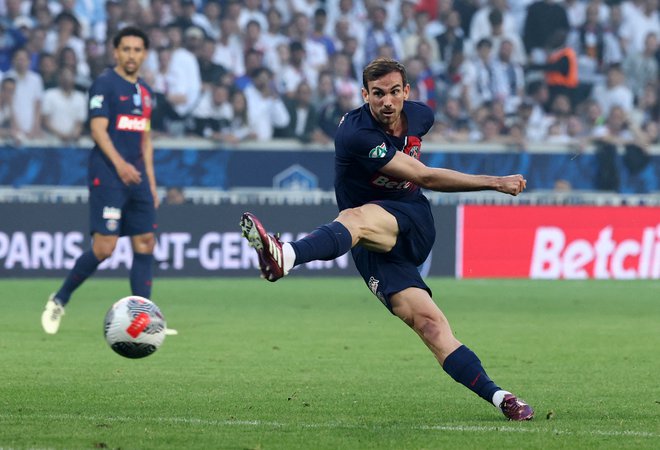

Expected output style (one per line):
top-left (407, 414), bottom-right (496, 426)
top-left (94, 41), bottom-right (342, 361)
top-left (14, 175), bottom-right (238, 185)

top-left (56, 250), bottom-right (102, 305)
top-left (130, 252), bottom-right (154, 298)
top-left (289, 222), bottom-right (352, 267)
top-left (442, 344), bottom-right (502, 404)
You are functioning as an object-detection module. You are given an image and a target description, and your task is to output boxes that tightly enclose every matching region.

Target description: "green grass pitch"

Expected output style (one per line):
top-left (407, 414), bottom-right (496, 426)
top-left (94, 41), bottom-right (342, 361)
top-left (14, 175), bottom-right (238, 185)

top-left (1, 277), bottom-right (659, 449)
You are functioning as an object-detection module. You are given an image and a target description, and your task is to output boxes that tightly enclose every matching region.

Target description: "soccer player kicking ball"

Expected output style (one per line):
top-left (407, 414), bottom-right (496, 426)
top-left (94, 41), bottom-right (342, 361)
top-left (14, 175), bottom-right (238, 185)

top-left (42, 27), bottom-right (158, 334)
top-left (241, 58), bottom-right (533, 421)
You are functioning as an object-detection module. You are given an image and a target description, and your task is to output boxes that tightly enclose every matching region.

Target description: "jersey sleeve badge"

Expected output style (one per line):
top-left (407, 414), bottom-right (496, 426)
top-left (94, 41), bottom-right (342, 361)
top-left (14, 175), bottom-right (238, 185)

top-left (369, 142), bottom-right (387, 158)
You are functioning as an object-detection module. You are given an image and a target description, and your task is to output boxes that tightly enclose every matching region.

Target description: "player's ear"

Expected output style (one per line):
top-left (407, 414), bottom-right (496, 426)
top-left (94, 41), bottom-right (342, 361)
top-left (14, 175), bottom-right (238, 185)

top-left (403, 83), bottom-right (410, 100)
top-left (361, 87), bottom-right (368, 103)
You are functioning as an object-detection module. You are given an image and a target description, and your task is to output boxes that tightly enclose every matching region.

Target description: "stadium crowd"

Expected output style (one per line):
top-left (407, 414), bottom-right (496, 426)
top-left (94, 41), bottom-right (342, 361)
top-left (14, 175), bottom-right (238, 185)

top-left (0, 0), bottom-right (659, 170)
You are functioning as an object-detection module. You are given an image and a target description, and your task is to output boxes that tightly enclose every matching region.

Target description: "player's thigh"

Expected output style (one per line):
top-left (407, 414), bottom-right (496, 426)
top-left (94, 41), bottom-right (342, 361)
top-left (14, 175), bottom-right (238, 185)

top-left (337, 203), bottom-right (398, 252)
top-left (121, 187), bottom-right (157, 237)
top-left (89, 186), bottom-right (127, 236)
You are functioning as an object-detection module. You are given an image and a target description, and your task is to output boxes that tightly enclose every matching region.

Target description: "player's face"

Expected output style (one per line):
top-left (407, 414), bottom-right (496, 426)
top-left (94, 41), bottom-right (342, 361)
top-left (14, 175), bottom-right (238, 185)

top-left (362, 71), bottom-right (410, 130)
top-left (114, 36), bottom-right (147, 78)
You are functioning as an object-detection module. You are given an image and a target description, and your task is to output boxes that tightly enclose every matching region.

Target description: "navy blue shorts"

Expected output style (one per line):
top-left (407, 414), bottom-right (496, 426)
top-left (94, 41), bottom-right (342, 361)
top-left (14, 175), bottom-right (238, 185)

top-left (89, 185), bottom-right (156, 236)
top-left (351, 195), bottom-right (436, 313)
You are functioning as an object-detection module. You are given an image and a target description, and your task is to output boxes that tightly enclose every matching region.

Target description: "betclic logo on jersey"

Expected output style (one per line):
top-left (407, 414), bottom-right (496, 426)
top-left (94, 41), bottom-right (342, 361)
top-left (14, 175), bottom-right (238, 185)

top-left (116, 114), bottom-right (149, 132)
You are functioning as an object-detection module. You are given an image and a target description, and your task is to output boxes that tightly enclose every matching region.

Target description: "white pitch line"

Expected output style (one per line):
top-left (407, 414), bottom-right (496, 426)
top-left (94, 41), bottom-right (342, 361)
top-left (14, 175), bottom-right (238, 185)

top-left (0, 413), bottom-right (658, 439)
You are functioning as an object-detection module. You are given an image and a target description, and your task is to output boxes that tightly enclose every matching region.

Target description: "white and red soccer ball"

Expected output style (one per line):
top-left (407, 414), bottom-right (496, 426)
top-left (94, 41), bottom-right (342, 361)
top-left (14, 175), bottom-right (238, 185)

top-left (103, 296), bottom-right (166, 358)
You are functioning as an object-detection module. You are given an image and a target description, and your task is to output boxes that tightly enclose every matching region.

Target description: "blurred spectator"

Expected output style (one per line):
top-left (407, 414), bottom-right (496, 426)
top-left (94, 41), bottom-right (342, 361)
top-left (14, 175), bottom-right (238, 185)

top-left (492, 38), bottom-right (525, 114)
top-left (330, 51), bottom-right (360, 107)
top-left (244, 66), bottom-right (290, 140)
top-left (279, 40), bottom-right (318, 97)
top-left (591, 63), bottom-right (634, 116)
top-left (432, 97), bottom-right (471, 142)
top-left (402, 9), bottom-right (441, 61)
top-left (41, 66), bottom-right (86, 143)
top-left (5, 47), bottom-right (43, 139)
top-left (314, 69), bottom-right (336, 110)
top-left (0, 77), bottom-right (18, 141)
top-left (25, 25), bottom-right (47, 71)
top-left (572, 1), bottom-right (608, 80)
top-left (274, 81), bottom-right (324, 143)
top-left (318, 83), bottom-right (354, 139)
top-left (434, 9), bottom-right (465, 73)
top-left (288, 12), bottom-right (328, 71)
top-left (181, 0), bottom-right (213, 37)
top-left (200, 0), bottom-right (221, 39)
top-left (590, 105), bottom-right (646, 191)
top-left (523, 0), bottom-right (569, 62)
top-left (164, 24), bottom-right (202, 134)
top-left (487, 8), bottom-right (526, 65)
top-left (470, 38), bottom-right (497, 110)
top-left (74, 0), bottom-right (107, 42)
top-left (526, 29), bottom-right (580, 108)
top-left (619, 0), bottom-right (660, 55)
top-left (363, 5), bottom-right (403, 63)
top-left (163, 186), bottom-right (187, 205)
top-left (406, 54), bottom-right (438, 110)
top-left (470, 0), bottom-right (517, 46)
top-left (44, 12), bottom-right (85, 62)
top-left (197, 36), bottom-right (228, 87)
top-left (37, 51), bottom-right (57, 89)
top-left (0, 20), bottom-right (28, 71)
top-left (57, 46), bottom-right (91, 90)
top-left (238, 0), bottom-right (268, 31)
top-left (224, 89), bottom-right (257, 143)
top-left (622, 32), bottom-right (659, 101)
top-left (214, 15), bottom-right (245, 78)
top-left (397, 0), bottom-right (418, 41)
top-left (192, 82), bottom-right (233, 139)
top-left (234, 48), bottom-right (263, 91)
top-left (310, 8), bottom-right (336, 57)
top-left (243, 19), bottom-right (268, 55)
top-left (523, 80), bottom-right (553, 142)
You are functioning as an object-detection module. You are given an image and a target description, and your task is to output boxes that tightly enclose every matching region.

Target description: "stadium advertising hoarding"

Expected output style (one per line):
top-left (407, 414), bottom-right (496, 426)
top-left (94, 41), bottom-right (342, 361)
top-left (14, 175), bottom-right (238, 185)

top-left (458, 206), bottom-right (660, 279)
top-left (0, 203), bottom-right (456, 278)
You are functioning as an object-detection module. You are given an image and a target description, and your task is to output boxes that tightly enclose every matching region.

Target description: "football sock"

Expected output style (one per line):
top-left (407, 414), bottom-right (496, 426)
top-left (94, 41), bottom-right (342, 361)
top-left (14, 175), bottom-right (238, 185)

top-left (289, 221), bottom-right (352, 267)
top-left (56, 250), bottom-right (101, 305)
top-left (442, 345), bottom-right (501, 404)
top-left (130, 252), bottom-right (154, 298)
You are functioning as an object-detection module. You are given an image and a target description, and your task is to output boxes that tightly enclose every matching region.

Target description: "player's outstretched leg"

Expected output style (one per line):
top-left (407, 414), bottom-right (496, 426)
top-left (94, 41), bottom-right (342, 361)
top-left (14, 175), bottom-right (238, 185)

top-left (41, 293), bottom-right (65, 334)
top-left (240, 212), bottom-right (288, 282)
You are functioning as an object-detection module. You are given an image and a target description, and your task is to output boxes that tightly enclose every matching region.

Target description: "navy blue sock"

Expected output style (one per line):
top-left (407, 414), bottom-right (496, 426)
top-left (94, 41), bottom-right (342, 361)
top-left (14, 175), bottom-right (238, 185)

top-left (130, 252), bottom-right (154, 298)
top-left (56, 250), bottom-right (101, 305)
top-left (442, 345), bottom-right (501, 403)
top-left (290, 221), bottom-right (352, 266)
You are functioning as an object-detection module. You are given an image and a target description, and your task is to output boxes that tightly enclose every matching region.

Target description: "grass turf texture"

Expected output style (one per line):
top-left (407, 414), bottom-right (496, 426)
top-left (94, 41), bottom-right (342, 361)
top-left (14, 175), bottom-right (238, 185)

top-left (1, 278), bottom-right (659, 450)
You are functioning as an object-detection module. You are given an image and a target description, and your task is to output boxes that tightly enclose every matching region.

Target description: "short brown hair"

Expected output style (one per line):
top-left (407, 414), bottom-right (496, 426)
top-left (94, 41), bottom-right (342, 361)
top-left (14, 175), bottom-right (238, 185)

top-left (362, 57), bottom-right (408, 90)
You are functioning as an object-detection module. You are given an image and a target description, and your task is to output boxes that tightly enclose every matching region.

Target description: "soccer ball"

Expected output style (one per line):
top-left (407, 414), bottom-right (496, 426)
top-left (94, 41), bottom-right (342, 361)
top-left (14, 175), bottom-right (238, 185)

top-left (103, 296), bottom-right (167, 359)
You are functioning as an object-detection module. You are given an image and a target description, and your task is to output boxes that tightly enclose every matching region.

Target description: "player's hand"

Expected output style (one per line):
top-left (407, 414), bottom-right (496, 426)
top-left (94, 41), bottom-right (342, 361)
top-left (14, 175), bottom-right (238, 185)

top-left (498, 174), bottom-right (527, 196)
top-left (116, 161), bottom-right (142, 185)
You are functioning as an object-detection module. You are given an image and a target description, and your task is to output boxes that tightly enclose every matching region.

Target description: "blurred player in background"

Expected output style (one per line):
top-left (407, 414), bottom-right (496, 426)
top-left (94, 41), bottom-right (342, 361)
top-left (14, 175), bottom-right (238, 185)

top-left (241, 57), bottom-right (534, 420)
top-left (42, 26), bottom-right (158, 334)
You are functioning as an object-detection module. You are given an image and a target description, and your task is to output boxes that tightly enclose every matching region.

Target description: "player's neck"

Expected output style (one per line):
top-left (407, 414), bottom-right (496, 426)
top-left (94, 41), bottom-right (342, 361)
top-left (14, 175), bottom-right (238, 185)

top-left (114, 67), bottom-right (139, 84)
top-left (381, 113), bottom-right (407, 137)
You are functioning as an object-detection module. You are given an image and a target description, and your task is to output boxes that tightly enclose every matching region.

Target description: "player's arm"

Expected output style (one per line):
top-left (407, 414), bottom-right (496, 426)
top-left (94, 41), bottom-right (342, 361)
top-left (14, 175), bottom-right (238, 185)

top-left (381, 151), bottom-right (527, 196)
top-left (142, 126), bottom-right (159, 208)
top-left (90, 116), bottom-right (142, 185)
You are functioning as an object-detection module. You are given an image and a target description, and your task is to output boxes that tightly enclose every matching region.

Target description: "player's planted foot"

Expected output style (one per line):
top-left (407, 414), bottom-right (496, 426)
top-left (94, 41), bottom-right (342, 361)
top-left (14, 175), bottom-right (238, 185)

top-left (41, 293), bottom-right (65, 334)
top-left (499, 394), bottom-right (534, 421)
top-left (240, 212), bottom-right (288, 282)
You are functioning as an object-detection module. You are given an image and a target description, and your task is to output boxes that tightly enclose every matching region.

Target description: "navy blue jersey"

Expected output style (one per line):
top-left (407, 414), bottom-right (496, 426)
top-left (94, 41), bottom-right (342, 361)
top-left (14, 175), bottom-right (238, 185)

top-left (87, 68), bottom-right (153, 189)
top-left (334, 101), bottom-right (434, 211)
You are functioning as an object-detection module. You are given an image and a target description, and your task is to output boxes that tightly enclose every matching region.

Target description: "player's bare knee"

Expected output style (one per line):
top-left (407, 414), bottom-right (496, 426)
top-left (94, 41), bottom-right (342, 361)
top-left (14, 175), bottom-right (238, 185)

top-left (416, 315), bottom-right (443, 343)
top-left (92, 244), bottom-right (115, 261)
